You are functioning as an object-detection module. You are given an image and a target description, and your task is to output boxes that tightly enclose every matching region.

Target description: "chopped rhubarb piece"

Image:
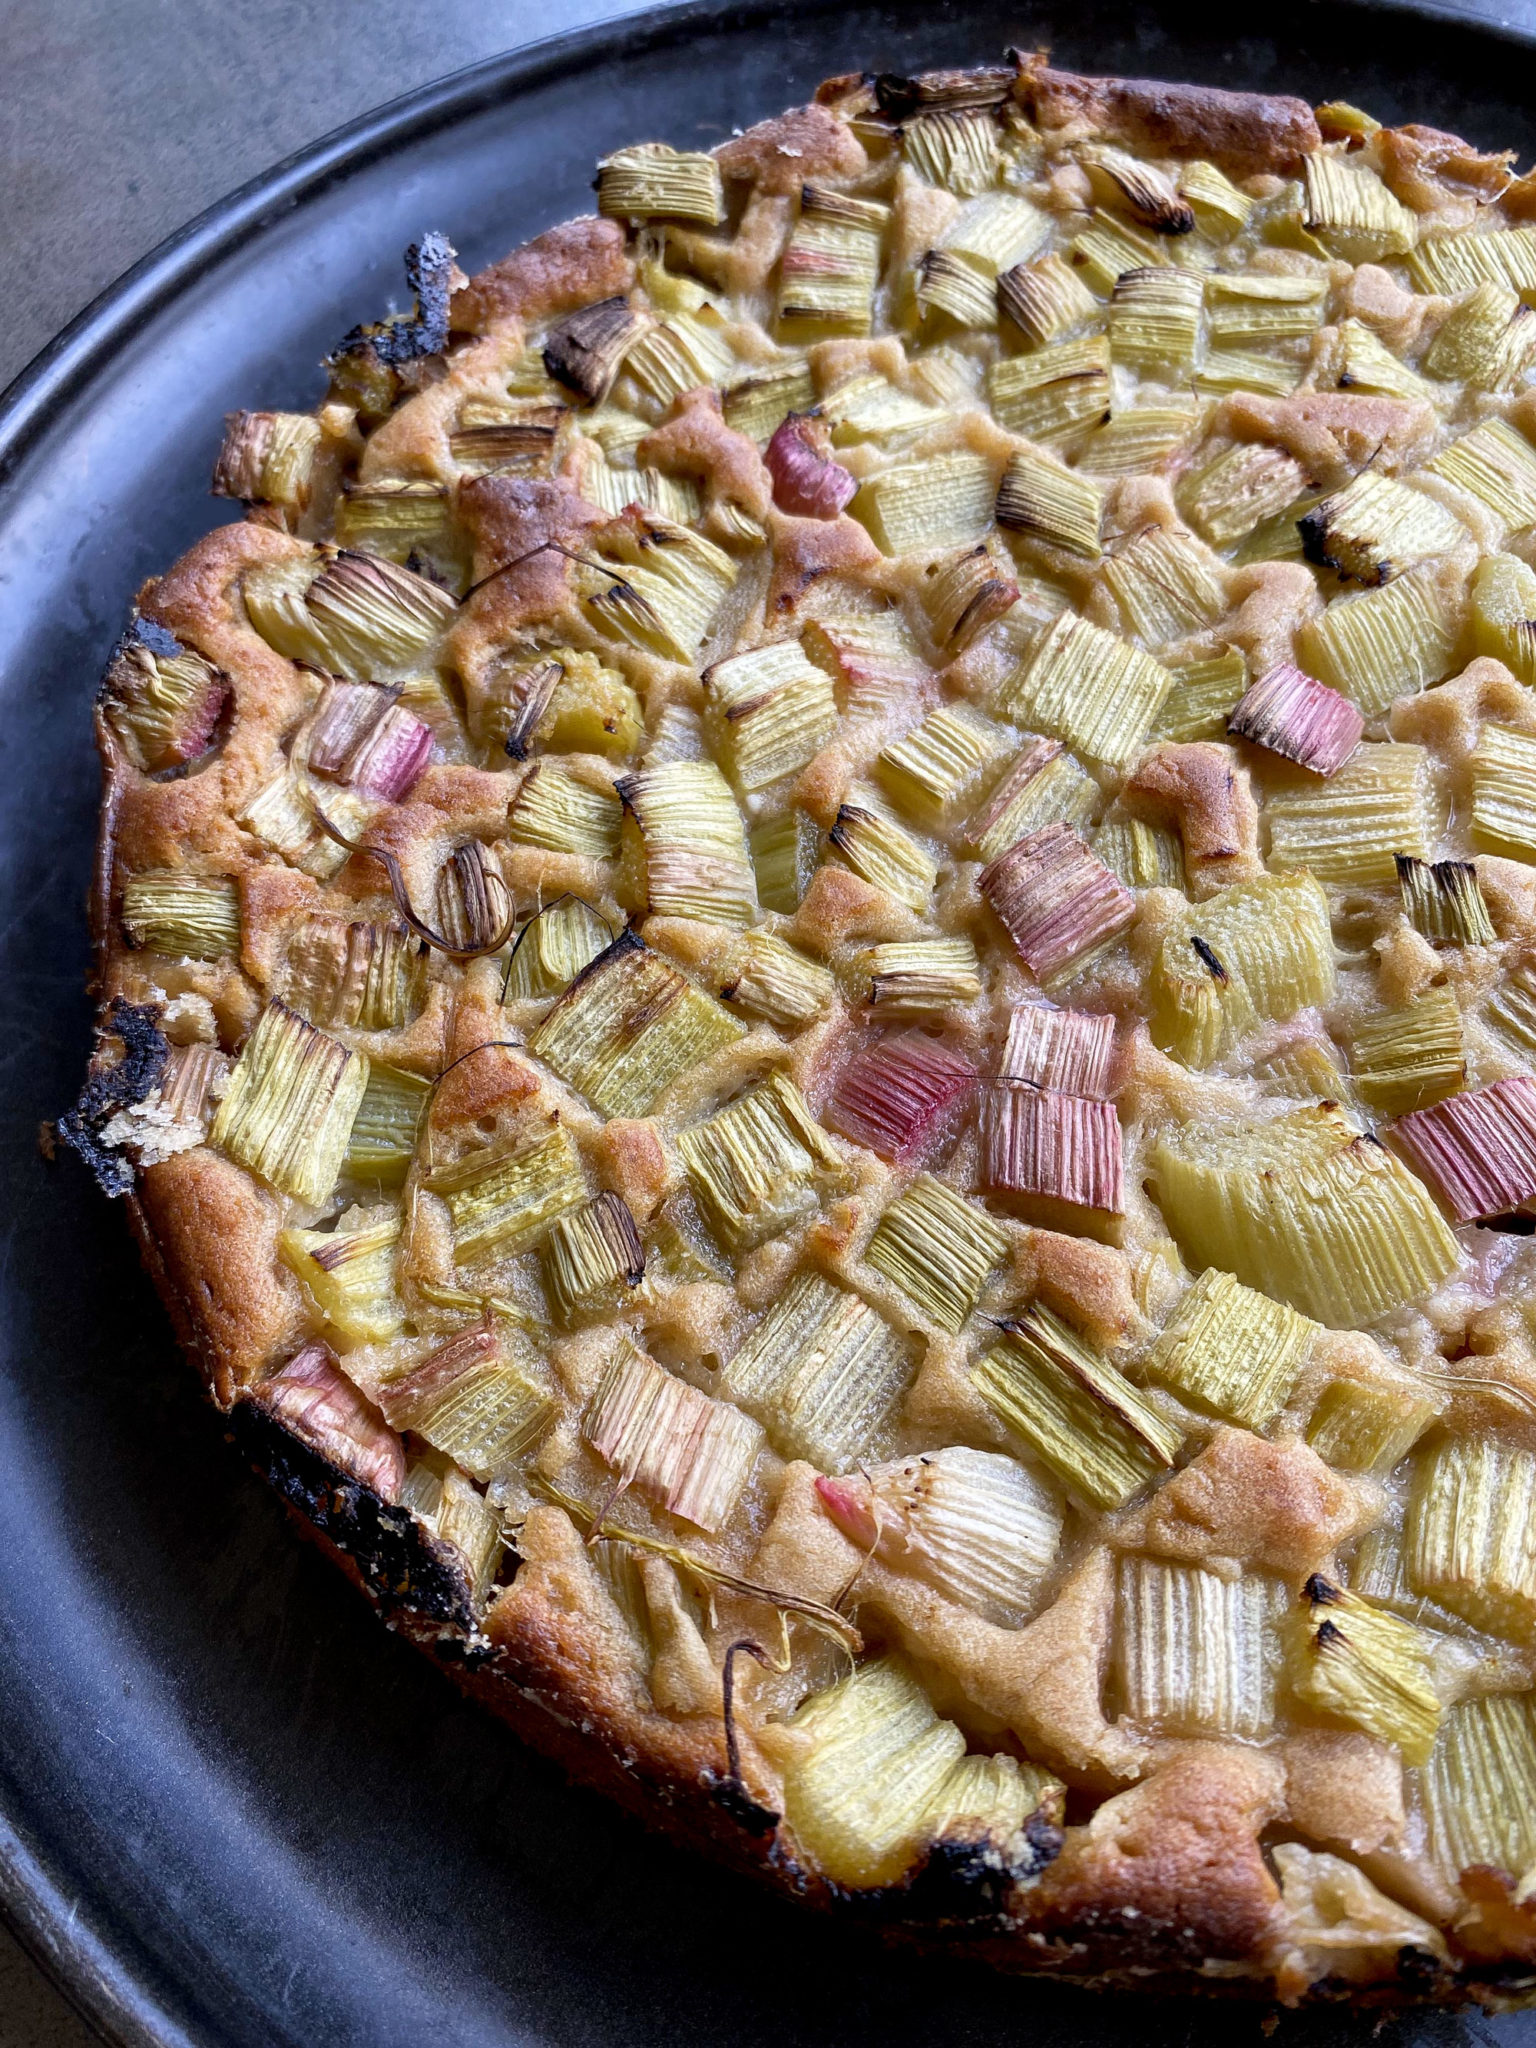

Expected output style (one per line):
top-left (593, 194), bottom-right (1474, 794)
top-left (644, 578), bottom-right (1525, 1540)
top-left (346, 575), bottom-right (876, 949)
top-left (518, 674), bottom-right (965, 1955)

top-left (1001, 1004), bottom-right (1117, 1100)
top-left (979, 822), bottom-right (1135, 983)
top-left (765, 412), bottom-right (857, 520)
top-left (1392, 1076), bottom-right (1536, 1223)
top-left (309, 678), bottom-right (398, 775)
top-left (583, 1339), bottom-right (763, 1531)
top-left (257, 1342), bottom-right (406, 1500)
top-left (1227, 661), bottom-right (1364, 777)
top-left (980, 1082), bottom-right (1124, 1213)
top-left (347, 704), bottom-right (434, 799)
top-left (308, 677), bottom-right (432, 799)
top-left (825, 1030), bottom-right (975, 1163)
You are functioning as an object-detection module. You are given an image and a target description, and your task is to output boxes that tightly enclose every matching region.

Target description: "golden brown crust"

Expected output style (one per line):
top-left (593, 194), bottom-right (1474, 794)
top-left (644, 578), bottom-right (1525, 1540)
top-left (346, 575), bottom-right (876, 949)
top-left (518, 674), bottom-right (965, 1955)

top-left (73, 54), bottom-right (1536, 2011)
top-left (1117, 1428), bottom-right (1378, 1579)
top-left (135, 1148), bottom-right (308, 1401)
top-left (765, 509), bottom-right (888, 620)
top-left (450, 216), bottom-right (635, 338)
top-left (1374, 125), bottom-right (1514, 213)
top-left (1121, 743), bottom-right (1263, 897)
top-left (636, 387), bottom-right (773, 524)
top-left (1012, 55), bottom-right (1322, 174)
top-left (714, 104), bottom-right (868, 195)
top-left (1020, 1746), bottom-right (1285, 1971)
top-left (1217, 392), bottom-right (1439, 491)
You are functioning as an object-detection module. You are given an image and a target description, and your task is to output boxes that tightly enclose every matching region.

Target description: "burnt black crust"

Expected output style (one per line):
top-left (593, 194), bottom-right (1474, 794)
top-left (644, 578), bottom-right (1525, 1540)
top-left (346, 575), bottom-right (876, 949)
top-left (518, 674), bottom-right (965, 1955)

top-left (904, 1811), bottom-right (1066, 1927)
top-left (706, 1771), bottom-right (782, 1836)
top-left (229, 1398), bottom-right (484, 1631)
top-left (824, 1812), bottom-right (1066, 1932)
top-left (332, 229), bottom-right (457, 368)
top-left (57, 996), bottom-right (170, 1196)
top-left (98, 615), bottom-right (181, 693)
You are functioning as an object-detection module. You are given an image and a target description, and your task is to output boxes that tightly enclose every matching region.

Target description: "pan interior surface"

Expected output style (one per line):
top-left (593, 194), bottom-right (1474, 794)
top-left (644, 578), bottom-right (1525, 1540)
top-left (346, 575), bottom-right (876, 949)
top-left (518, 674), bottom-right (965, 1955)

top-left (7, 2), bottom-right (1536, 2041)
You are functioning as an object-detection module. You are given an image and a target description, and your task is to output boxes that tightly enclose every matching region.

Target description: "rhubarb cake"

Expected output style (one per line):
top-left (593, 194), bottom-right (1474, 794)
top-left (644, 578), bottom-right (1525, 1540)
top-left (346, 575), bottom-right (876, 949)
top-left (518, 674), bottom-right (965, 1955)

top-left (60, 52), bottom-right (1536, 2005)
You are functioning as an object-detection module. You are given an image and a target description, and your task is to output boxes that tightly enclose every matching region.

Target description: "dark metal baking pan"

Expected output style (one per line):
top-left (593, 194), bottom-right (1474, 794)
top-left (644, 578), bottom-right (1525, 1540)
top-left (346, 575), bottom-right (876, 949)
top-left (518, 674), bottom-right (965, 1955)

top-left (3, 1), bottom-right (1536, 2040)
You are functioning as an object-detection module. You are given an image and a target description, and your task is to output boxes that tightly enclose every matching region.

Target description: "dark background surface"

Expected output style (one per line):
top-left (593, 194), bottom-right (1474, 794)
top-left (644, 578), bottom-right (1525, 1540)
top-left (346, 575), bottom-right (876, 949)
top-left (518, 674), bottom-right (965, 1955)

top-left (7, 2), bottom-right (1536, 2042)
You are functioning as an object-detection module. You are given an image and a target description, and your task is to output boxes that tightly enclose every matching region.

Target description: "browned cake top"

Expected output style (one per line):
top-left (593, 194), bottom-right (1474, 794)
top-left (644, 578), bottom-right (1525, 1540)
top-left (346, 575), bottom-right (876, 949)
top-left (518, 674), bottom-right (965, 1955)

top-left (62, 52), bottom-right (1536, 2005)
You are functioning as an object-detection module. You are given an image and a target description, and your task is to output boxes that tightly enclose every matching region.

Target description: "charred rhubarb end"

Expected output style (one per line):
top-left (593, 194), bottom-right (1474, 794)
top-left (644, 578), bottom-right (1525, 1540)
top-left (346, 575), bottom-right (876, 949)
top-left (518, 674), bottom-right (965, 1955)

top-left (919, 542), bottom-right (1021, 651)
top-left (854, 939), bottom-right (982, 1017)
top-left (829, 802), bottom-right (937, 913)
top-left (1396, 856), bottom-right (1497, 949)
top-left (1287, 1578), bottom-right (1443, 1766)
top-left (543, 1192), bottom-right (645, 1323)
top-left (278, 1216), bottom-right (405, 1345)
top-left (101, 622), bottom-right (230, 776)
top-left (997, 252), bottom-right (1097, 347)
top-left (723, 361), bottom-right (817, 447)
top-left (1299, 471), bottom-right (1461, 588)
top-left (543, 296), bottom-right (646, 405)
top-left (1109, 266), bottom-right (1203, 372)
